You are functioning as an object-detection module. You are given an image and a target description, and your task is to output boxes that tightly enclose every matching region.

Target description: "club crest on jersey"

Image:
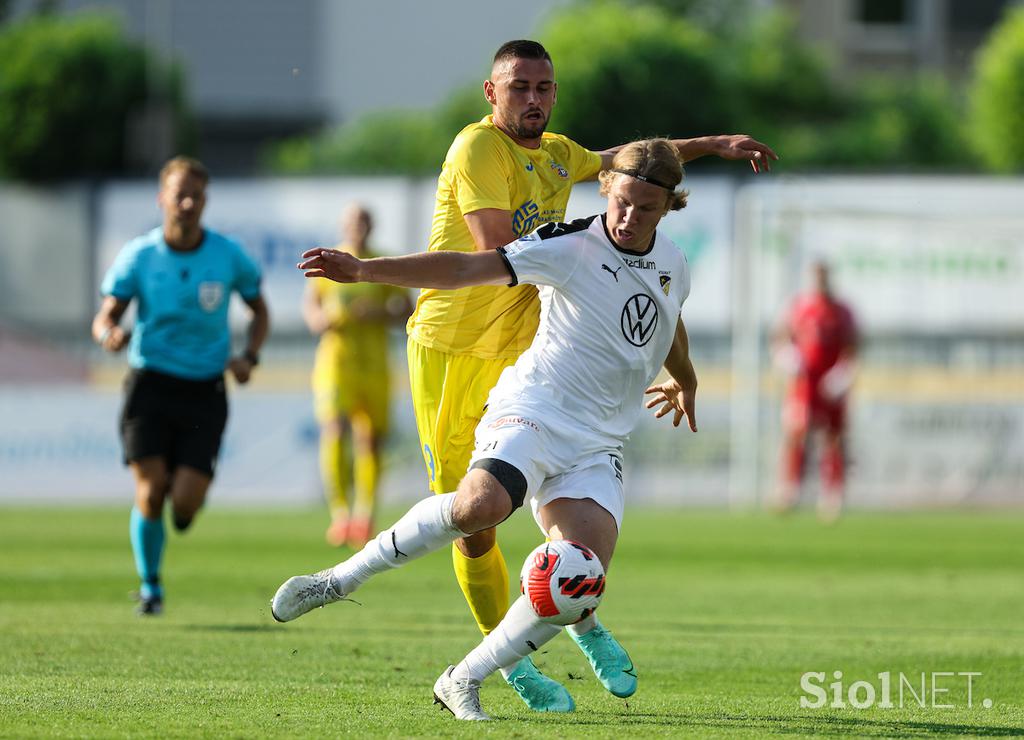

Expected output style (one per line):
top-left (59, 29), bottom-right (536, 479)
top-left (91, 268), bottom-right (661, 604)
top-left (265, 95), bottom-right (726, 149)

top-left (548, 160), bottom-right (568, 178)
top-left (659, 275), bottom-right (671, 295)
top-left (197, 281), bottom-right (224, 312)
top-left (621, 293), bottom-right (659, 347)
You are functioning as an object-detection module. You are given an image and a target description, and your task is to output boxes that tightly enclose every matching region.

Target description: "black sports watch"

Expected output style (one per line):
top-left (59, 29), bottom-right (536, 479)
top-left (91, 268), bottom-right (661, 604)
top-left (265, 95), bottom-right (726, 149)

top-left (243, 349), bottom-right (260, 366)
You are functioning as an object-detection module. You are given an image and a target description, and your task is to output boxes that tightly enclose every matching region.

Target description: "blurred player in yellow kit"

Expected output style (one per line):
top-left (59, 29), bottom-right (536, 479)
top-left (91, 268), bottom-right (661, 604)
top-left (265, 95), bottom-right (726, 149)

top-left (305, 204), bottom-right (412, 548)
top-left (406, 39), bottom-right (777, 710)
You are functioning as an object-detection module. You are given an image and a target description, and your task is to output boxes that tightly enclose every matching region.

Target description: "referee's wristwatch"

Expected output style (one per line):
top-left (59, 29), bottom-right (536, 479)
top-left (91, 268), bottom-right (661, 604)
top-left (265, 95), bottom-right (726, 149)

top-left (243, 349), bottom-right (260, 367)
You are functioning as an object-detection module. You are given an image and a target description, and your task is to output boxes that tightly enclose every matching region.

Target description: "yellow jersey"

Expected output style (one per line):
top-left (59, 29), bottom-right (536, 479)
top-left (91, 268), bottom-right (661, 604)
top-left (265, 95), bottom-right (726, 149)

top-left (312, 247), bottom-right (406, 378)
top-left (407, 115), bottom-right (601, 359)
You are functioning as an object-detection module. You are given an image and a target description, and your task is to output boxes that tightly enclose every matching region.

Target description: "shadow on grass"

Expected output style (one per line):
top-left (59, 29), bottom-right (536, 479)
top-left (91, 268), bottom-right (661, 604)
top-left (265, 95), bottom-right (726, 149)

top-left (538, 710), bottom-right (1023, 737)
top-left (184, 624), bottom-right (280, 633)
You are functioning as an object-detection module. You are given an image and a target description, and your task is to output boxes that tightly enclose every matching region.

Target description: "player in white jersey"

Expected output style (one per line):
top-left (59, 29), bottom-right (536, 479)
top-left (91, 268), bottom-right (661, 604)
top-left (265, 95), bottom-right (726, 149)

top-left (271, 139), bottom-right (698, 721)
top-left (471, 211), bottom-right (690, 533)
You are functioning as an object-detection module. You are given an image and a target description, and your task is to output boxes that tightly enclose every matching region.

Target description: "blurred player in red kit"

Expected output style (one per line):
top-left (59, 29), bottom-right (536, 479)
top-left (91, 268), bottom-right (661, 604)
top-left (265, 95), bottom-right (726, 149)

top-left (773, 260), bottom-right (858, 522)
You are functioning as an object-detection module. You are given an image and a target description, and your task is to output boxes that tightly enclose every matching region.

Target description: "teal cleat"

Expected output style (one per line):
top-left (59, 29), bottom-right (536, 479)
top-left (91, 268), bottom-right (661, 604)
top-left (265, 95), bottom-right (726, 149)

top-left (505, 657), bottom-right (575, 712)
top-left (571, 626), bottom-right (637, 698)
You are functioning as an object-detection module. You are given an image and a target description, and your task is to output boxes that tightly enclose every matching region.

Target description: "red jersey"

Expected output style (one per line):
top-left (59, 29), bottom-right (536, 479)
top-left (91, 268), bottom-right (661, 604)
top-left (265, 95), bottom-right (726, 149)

top-left (787, 293), bottom-right (856, 377)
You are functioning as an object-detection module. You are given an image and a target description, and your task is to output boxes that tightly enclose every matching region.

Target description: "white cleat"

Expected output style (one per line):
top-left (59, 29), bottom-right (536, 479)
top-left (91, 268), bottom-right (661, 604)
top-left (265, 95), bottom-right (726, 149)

top-left (432, 665), bottom-right (491, 721)
top-left (271, 568), bottom-right (346, 622)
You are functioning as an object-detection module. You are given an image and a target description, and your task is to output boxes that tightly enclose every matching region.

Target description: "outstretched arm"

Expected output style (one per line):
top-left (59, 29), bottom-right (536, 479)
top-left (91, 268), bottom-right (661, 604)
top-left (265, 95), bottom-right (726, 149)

top-left (598, 134), bottom-right (778, 175)
top-left (297, 247), bottom-right (511, 290)
top-left (644, 316), bottom-right (698, 431)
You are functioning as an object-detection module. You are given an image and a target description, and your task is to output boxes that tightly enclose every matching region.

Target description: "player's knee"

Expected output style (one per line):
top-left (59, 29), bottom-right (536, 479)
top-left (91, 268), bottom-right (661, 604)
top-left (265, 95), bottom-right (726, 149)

top-left (171, 510), bottom-right (194, 532)
top-left (470, 458), bottom-right (527, 511)
top-left (136, 485), bottom-right (167, 518)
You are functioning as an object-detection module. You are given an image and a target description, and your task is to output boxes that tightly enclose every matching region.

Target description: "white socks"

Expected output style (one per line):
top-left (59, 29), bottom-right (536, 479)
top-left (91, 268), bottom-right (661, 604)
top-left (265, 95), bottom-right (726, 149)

top-left (331, 492), bottom-right (467, 595)
top-left (326, 492), bottom-right (607, 688)
top-left (453, 596), bottom-right (562, 683)
top-left (565, 612), bottom-right (598, 637)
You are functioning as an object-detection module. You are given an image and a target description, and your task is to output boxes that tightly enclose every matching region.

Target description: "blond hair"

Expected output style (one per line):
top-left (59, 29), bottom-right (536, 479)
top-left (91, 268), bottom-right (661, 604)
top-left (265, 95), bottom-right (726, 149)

top-left (598, 138), bottom-right (688, 211)
top-left (159, 156), bottom-right (209, 187)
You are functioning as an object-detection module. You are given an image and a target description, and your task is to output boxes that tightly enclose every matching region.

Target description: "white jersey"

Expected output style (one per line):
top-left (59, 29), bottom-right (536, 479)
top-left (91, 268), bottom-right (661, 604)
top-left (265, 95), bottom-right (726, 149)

top-left (494, 214), bottom-right (690, 444)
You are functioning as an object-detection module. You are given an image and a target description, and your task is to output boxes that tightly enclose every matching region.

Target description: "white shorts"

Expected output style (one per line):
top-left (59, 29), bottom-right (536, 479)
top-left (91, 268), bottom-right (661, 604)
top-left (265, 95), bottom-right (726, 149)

top-left (468, 403), bottom-right (625, 534)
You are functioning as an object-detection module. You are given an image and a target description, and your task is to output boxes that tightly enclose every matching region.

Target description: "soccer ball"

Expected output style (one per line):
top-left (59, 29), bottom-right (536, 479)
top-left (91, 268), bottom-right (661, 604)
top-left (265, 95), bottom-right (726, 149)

top-left (520, 539), bottom-right (606, 626)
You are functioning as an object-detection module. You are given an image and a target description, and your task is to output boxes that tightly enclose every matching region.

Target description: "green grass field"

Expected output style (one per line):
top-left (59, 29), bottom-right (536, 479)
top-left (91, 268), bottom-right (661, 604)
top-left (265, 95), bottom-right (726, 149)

top-left (1, 506), bottom-right (1022, 738)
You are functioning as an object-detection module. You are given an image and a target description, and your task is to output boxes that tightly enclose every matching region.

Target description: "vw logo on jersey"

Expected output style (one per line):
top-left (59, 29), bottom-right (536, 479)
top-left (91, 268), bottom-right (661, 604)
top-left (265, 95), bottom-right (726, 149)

top-left (620, 293), bottom-right (658, 346)
top-left (511, 200), bottom-right (540, 237)
top-left (525, 162), bottom-right (534, 172)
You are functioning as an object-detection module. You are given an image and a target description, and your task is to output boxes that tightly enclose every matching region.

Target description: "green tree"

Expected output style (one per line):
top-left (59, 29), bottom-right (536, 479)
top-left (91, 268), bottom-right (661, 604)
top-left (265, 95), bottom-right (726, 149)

top-left (0, 13), bottom-right (189, 181)
top-left (543, 2), bottom-right (737, 150)
top-left (266, 84), bottom-right (489, 175)
top-left (969, 5), bottom-right (1024, 172)
top-left (263, 0), bottom-right (970, 175)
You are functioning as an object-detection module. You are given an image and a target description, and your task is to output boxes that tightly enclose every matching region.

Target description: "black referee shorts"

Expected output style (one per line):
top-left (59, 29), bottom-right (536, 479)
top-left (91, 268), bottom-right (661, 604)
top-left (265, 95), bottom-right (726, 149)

top-left (119, 368), bottom-right (228, 477)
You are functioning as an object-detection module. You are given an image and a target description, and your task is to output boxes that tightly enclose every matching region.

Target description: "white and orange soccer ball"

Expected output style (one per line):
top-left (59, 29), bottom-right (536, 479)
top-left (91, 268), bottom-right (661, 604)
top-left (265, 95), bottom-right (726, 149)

top-left (520, 539), bottom-right (606, 626)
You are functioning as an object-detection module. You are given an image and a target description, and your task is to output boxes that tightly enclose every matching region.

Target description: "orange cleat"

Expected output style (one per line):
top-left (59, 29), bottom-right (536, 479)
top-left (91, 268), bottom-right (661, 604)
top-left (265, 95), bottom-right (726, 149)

top-left (347, 516), bottom-right (374, 548)
top-left (325, 516), bottom-right (350, 547)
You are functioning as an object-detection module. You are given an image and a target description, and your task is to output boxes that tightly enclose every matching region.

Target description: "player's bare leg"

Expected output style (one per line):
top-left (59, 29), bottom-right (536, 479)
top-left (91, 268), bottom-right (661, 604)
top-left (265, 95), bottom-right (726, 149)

top-left (452, 527), bottom-right (573, 712)
top-left (452, 526), bottom-right (570, 712)
top-left (168, 466), bottom-right (211, 532)
top-left (540, 498), bottom-right (637, 698)
top-left (441, 501), bottom-right (624, 719)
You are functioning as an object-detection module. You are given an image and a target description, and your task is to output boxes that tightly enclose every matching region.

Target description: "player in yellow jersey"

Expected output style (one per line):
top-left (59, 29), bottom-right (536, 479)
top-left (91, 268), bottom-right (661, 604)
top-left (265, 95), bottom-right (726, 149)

top-left (305, 204), bottom-right (412, 548)
top-left (407, 39), bottom-right (777, 711)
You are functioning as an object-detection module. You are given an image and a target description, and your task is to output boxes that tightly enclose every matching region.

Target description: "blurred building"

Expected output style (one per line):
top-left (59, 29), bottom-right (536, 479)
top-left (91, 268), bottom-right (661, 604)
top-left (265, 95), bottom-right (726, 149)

top-left (778, 0), bottom-right (1018, 79)
top-left (6, 0), bottom-right (565, 173)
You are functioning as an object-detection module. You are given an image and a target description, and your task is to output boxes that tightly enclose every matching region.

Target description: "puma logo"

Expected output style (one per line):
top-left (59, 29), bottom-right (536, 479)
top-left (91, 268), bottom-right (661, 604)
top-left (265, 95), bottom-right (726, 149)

top-left (601, 263), bottom-right (622, 282)
top-left (391, 531), bottom-right (407, 558)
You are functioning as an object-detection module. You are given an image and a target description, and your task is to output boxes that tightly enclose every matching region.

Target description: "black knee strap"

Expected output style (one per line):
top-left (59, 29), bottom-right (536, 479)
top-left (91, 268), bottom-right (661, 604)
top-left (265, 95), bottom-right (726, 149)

top-left (470, 458), bottom-right (527, 510)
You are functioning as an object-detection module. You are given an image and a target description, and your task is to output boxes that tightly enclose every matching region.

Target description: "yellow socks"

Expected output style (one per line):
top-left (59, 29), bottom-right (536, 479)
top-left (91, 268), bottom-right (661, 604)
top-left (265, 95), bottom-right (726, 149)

top-left (319, 431), bottom-right (351, 516)
top-left (452, 542), bottom-right (510, 635)
top-left (352, 448), bottom-right (379, 520)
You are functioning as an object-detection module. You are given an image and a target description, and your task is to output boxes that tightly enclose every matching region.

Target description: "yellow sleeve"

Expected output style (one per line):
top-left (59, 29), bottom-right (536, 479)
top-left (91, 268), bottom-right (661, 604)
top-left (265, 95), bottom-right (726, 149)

top-left (564, 136), bottom-right (602, 183)
top-left (448, 128), bottom-right (514, 214)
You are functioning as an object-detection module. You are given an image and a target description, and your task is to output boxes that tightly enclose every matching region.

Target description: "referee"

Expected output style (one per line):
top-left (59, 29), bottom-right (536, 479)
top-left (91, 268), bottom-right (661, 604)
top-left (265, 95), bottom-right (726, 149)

top-left (91, 156), bottom-right (270, 615)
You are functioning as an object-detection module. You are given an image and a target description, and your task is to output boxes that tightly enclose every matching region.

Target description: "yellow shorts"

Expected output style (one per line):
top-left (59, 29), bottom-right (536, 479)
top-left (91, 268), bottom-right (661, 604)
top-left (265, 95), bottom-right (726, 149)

top-left (407, 338), bottom-right (516, 494)
top-left (312, 364), bottom-right (391, 434)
